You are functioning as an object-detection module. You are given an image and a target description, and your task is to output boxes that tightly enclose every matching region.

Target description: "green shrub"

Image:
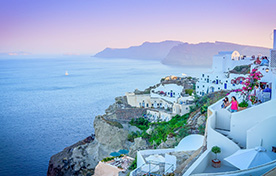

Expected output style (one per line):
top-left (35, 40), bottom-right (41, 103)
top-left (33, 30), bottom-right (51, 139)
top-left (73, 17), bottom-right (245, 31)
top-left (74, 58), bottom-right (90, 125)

top-left (128, 156), bottom-right (137, 170)
top-left (129, 118), bottom-right (150, 131)
top-left (212, 146), bottom-right (221, 160)
top-left (185, 89), bottom-right (194, 95)
top-left (239, 100), bottom-right (248, 107)
top-left (201, 104), bottom-right (208, 114)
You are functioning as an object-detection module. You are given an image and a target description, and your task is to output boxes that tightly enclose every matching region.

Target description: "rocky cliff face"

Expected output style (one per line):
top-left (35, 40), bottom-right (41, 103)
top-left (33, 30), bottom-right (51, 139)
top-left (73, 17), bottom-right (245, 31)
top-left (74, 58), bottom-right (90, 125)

top-left (47, 96), bottom-right (145, 176)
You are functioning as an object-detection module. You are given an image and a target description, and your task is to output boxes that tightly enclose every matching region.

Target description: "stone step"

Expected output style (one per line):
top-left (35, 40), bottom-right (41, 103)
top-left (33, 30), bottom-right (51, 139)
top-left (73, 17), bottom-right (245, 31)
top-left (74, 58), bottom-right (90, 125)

top-left (215, 129), bottom-right (245, 149)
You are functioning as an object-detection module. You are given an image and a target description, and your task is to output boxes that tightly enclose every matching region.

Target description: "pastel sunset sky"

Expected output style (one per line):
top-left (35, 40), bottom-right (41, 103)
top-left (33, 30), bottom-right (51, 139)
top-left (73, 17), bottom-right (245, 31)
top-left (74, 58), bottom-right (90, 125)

top-left (1, 0), bottom-right (276, 55)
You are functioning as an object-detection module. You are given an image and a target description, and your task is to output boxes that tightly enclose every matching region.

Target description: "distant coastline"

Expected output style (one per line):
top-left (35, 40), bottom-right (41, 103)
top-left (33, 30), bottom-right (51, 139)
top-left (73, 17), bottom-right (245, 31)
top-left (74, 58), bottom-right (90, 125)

top-left (94, 41), bottom-right (270, 67)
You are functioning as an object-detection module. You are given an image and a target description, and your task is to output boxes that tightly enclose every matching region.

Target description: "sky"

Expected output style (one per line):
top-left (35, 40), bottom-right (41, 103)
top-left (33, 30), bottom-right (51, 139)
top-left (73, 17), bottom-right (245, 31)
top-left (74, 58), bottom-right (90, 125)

top-left (0, 0), bottom-right (276, 55)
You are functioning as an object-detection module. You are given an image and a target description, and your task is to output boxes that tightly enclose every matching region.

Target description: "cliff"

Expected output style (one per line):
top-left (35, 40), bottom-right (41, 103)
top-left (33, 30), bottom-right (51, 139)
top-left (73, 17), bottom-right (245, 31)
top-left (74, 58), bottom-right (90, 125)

top-left (47, 96), bottom-right (148, 176)
top-left (162, 41), bottom-right (270, 66)
top-left (94, 40), bottom-right (182, 60)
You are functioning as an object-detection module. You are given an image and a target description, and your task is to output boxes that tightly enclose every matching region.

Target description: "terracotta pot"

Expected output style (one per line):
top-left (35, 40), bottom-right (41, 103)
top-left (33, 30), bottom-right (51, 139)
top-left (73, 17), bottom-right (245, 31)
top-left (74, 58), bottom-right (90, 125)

top-left (239, 107), bottom-right (247, 111)
top-left (212, 159), bottom-right (221, 168)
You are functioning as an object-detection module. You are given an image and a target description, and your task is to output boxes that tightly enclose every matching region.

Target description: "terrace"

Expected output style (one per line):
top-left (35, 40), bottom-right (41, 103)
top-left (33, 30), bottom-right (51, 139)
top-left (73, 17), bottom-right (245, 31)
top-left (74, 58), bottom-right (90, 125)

top-left (184, 92), bottom-right (276, 176)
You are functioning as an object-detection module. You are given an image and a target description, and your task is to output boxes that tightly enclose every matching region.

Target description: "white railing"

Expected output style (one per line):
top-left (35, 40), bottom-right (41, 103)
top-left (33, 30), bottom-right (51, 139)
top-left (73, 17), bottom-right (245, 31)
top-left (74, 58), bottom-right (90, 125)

top-left (130, 148), bottom-right (175, 176)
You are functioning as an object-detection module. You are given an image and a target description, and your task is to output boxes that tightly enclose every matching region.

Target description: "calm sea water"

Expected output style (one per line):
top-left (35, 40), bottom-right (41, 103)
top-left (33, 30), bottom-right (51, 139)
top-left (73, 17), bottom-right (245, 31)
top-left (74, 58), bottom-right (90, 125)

top-left (0, 56), bottom-right (208, 176)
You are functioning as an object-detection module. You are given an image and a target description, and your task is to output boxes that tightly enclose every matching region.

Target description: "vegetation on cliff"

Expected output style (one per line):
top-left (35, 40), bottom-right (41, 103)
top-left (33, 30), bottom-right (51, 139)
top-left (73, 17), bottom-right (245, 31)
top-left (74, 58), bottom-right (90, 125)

top-left (127, 90), bottom-right (229, 147)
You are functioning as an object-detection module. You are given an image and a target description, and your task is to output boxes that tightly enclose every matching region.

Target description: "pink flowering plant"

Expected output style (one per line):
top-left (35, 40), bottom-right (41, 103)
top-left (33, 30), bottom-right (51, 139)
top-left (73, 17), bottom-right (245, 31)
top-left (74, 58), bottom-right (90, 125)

top-left (242, 68), bottom-right (263, 101)
top-left (242, 68), bottom-right (263, 93)
top-left (226, 89), bottom-right (243, 96)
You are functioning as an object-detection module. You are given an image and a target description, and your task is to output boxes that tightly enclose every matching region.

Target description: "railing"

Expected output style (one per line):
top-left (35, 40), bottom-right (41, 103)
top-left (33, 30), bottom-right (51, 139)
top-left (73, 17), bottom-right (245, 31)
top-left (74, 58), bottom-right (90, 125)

top-left (131, 160), bottom-right (174, 176)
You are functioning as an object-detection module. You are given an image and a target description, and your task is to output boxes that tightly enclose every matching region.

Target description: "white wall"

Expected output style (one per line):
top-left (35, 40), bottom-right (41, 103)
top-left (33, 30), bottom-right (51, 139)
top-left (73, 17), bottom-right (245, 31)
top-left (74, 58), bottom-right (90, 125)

top-left (125, 92), bottom-right (151, 107)
top-left (137, 151), bottom-right (146, 168)
top-left (165, 153), bottom-right (177, 174)
top-left (229, 99), bottom-right (276, 147)
top-left (184, 150), bottom-right (212, 176)
top-left (206, 103), bottom-right (240, 164)
top-left (247, 116), bottom-right (276, 150)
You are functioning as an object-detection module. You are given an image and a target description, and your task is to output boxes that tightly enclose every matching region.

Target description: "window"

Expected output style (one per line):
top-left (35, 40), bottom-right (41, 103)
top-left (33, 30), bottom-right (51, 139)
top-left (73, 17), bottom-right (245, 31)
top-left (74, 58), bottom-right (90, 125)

top-left (202, 74), bottom-right (204, 77)
top-left (197, 86), bottom-right (199, 89)
top-left (203, 85), bottom-right (205, 88)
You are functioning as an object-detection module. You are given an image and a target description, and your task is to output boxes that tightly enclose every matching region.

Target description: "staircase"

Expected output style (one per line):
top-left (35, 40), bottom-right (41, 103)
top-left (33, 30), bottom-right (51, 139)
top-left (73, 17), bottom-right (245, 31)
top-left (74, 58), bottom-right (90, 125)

top-left (215, 128), bottom-right (245, 149)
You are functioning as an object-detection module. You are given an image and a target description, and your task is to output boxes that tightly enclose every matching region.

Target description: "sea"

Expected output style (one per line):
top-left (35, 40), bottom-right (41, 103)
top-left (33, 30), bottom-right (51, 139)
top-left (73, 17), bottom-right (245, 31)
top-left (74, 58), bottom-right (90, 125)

top-left (0, 56), bottom-right (209, 176)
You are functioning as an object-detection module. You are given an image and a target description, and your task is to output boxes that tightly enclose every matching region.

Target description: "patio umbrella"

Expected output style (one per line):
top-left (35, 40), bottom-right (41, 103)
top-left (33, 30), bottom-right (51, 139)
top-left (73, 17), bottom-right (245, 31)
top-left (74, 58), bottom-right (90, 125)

top-left (145, 154), bottom-right (165, 163)
top-left (110, 152), bottom-right (121, 157)
top-left (118, 149), bottom-right (129, 155)
top-left (224, 147), bottom-right (272, 170)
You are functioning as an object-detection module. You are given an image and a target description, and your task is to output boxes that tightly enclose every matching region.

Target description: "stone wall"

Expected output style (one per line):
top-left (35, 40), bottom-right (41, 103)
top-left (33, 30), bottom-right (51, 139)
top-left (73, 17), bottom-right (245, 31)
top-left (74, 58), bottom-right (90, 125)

top-left (114, 108), bottom-right (147, 122)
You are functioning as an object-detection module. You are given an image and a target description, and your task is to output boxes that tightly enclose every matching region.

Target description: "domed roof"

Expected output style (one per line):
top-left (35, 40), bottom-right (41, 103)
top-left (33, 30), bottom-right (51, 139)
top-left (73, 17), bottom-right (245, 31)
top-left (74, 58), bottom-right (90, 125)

top-left (175, 134), bottom-right (204, 151)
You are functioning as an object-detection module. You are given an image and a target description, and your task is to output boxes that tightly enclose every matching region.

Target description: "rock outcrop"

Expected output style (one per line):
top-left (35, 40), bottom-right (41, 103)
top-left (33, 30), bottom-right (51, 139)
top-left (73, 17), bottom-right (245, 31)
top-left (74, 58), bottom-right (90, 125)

top-left (47, 97), bottom-right (146, 176)
top-left (129, 137), bottom-right (149, 158)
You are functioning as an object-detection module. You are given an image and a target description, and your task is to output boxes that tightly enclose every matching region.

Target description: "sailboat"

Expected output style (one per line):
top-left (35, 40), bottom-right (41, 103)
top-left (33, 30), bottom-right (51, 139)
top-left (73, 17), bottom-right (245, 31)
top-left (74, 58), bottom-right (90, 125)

top-left (65, 71), bottom-right (69, 76)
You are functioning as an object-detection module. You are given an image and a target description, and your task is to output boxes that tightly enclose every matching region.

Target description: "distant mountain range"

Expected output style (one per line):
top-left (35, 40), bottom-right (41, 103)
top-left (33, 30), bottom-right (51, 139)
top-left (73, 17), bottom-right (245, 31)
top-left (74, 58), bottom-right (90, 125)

top-left (94, 40), bottom-right (182, 60)
top-left (94, 41), bottom-right (271, 66)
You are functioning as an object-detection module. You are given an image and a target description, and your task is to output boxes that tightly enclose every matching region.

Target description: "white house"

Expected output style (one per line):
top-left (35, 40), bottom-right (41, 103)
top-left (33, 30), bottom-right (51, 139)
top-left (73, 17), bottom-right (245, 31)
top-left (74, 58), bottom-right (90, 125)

top-left (146, 109), bottom-right (172, 122)
top-left (125, 92), bottom-right (173, 110)
top-left (172, 95), bottom-right (195, 116)
top-left (196, 51), bottom-right (253, 96)
top-left (126, 84), bottom-right (187, 122)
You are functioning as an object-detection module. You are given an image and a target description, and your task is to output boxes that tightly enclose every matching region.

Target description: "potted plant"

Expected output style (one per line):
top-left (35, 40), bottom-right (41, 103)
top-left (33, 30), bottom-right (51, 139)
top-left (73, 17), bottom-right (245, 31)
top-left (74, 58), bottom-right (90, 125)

top-left (212, 146), bottom-right (221, 168)
top-left (238, 100), bottom-right (248, 111)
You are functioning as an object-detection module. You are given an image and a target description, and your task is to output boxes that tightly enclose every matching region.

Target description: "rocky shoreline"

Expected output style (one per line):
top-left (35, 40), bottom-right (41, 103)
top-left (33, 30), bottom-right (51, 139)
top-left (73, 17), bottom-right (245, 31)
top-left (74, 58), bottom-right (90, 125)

top-left (47, 96), bottom-right (150, 176)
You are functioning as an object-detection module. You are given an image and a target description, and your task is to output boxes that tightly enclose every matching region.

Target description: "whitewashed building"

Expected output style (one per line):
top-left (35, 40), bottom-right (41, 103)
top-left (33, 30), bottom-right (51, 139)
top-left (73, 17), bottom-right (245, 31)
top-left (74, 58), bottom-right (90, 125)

top-left (172, 95), bottom-right (194, 116)
top-left (196, 51), bottom-right (252, 96)
top-left (126, 84), bottom-right (194, 122)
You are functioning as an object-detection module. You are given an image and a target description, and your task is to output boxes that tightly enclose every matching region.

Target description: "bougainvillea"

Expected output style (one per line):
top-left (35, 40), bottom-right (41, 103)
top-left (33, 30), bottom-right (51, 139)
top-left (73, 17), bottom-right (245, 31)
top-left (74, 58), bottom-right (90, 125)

top-left (242, 68), bottom-right (263, 93)
top-left (226, 89), bottom-right (243, 96)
